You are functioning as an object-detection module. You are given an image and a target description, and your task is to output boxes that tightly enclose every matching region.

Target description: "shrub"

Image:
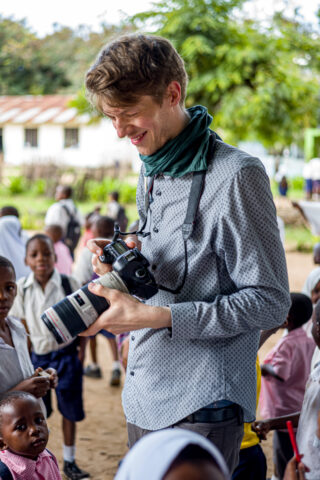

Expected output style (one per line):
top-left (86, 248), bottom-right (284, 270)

top-left (7, 176), bottom-right (26, 195)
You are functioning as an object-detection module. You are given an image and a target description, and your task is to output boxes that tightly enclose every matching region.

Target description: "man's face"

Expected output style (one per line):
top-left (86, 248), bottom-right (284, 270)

top-left (0, 398), bottom-right (48, 459)
top-left (102, 95), bottom-right (175, 156)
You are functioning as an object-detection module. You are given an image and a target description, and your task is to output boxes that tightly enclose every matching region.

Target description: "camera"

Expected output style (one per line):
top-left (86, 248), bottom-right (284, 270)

top-left (41, 237), bottom-right (158, 344)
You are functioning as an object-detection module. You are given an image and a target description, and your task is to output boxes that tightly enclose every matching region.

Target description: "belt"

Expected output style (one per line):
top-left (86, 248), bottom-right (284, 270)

top-left (181, 404), bottom-right (243, 424)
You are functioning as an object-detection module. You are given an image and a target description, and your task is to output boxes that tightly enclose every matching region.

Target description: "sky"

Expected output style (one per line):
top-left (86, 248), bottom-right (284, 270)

top-left (0, 0), bottom-right (319, 37)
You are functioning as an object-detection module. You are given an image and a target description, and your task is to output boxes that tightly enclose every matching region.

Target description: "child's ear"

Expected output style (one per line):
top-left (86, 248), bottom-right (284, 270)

top-left (25, 257), bottom-right (28, 266)
top-left (0, 436), bottom-right (7, 450)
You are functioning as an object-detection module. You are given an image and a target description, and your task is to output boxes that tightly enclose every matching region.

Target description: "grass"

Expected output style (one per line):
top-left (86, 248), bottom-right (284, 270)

top-left (0, 193), bottom-right (138, 231)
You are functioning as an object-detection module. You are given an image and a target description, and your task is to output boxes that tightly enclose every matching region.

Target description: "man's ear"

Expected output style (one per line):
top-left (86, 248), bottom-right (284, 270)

top-left (166, 81), bottom-right (182, 107)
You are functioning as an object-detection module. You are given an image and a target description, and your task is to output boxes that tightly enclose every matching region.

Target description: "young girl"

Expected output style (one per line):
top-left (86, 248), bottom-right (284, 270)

top-left (0, 256), bottom-right (56, 402)
top-left (0, 391), bottom-right (61, 479)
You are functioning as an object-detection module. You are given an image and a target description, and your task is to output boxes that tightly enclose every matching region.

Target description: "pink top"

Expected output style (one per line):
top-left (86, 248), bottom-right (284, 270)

top-left (0, 448), bottom-right (62, 479)
top-left (54, 241), bottom-right (73, 275)
top-left (260, 328), bottom-right (315, 419)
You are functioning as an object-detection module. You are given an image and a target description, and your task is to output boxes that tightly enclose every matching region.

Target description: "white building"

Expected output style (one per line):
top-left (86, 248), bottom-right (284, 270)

top-left (0, 95), bottom-right (140, 171)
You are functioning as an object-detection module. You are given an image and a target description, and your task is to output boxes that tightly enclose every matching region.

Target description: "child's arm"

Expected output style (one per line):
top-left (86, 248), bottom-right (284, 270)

top-left (261, 363), bottom-right (285, 382)
top-left (252, 412), bottom-right (300, 440)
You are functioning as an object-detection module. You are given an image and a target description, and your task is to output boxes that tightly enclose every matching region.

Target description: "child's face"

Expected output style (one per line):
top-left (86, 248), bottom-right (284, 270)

top-left (311, 280), bottom-right (320, 305)
top-left (25, 238), bottom-right (55, 283)
top-left (0, 397), bottom-right (48, 460)
top-left (0, 266), bottom-right (16, 321)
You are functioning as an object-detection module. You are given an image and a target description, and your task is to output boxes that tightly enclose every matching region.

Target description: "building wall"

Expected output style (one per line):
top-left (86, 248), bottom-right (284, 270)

top-left (2, 119), bottom-right (140, 170)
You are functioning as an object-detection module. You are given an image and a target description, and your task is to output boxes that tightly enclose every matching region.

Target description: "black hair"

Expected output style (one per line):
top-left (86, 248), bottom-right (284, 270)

top-left (164, 444), bottom-right (219, 477)
top-left (0, 392), bottom-right (37, 431)
top-left (288, 293), bottom-right (313, 328)
top-left (110, 191), bottom-right (119, 202)
top-left (0, 256), bottom-right (16, 279)
top-left (26, 233), bottom-right (55, 253)
top-left (0, 206), bottom-right (19, 218)
top-left (60, 185), bottom-right (72, 198)
top-left (94, 216), bottom-right (114, 238)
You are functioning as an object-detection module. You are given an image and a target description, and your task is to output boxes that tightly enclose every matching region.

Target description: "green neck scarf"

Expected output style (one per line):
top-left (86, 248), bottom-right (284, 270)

top-left (140, 105), bottom-right (213, 178)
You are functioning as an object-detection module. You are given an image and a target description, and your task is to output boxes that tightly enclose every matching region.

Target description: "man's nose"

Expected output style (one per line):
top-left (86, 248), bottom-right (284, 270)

top-left (113, 118), bottom-right (127, 138)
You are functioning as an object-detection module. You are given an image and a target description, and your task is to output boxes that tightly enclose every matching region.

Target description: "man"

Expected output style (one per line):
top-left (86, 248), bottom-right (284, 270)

top-left (83, 34), bottom-right (290, 472)
top-left (45, 185), bottom-right (82, 256)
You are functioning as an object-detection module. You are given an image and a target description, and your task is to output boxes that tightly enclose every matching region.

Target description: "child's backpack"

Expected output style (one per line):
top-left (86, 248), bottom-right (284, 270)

top-left (62, 205), bottom-right (81, 254)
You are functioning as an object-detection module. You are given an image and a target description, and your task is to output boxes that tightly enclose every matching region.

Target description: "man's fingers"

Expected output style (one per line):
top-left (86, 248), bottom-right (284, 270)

top-left (87, 238), bottom-right (110, 255)
top-left (88, 282), bottom-right (118, 301)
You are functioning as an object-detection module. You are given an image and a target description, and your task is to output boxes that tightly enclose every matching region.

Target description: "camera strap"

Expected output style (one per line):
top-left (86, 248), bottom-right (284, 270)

top-left (147, 132), bottom-right (217, 294)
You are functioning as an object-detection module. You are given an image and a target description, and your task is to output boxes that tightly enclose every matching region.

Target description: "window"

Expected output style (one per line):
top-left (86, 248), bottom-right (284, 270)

top-left (64, 128), bottom-right (79, 148)
top-left (24, 128), bottom-right (38, 147)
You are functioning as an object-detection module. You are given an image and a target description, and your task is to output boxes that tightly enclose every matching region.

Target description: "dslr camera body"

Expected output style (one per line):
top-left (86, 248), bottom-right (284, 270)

top-left (41, 236), bottom-right (158, 344)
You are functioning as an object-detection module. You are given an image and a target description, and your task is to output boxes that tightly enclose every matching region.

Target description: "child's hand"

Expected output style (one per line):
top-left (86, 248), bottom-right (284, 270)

top-left (14, 370), bottom-right (50, 398)
top-left (251, 420), bottom-right (271, 440)
top-left (44, 368), bottom-right (58, 388)
top-left (283, 456), bottom-right (309, 479)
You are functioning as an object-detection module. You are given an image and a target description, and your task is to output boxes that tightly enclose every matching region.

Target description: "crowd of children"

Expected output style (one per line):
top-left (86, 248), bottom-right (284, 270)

top-left (1, 192), bottom-right (320, 479)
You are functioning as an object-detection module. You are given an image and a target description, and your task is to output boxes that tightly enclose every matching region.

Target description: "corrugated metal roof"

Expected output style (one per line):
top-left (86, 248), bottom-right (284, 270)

top-left (0, 95), bottom-right (85, 125)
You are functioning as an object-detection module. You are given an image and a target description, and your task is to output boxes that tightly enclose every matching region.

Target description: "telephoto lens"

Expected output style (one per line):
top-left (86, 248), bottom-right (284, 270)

top-left (41, 272), bottom-right (129, 344)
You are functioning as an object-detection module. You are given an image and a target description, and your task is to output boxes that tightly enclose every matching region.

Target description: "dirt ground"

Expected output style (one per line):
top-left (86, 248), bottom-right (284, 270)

top-left (46, 250), bottom-right (315, 479)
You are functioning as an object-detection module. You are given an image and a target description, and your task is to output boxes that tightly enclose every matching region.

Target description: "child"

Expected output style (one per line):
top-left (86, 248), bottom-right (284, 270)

top-left (9, 234), bottom-right (90, 480)
top-left (258, 293), bottom-right (315, 479)
top-left (0, 255), bottom-right (56, 404)
top-left (0, 391), bottom-right (62, 479)
top-left (44, 224), bottom-right (73, 276)
top-left (73, 216), bottom-right (122, 386)
top-left (253, 300), bottom-right (320, 480)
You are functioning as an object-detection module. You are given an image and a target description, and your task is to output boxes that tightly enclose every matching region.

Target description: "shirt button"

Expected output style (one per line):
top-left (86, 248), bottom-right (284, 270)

top-left (151, 264), bottom-right (157, 271)
top-left (153, 227), bottom-right (159, 233)
top-left (131, 335), bottom-right (135, 341)
top-left (155, 190), bottom-right (161, 196)
top-left (130, 371), bottom-right (135, 376)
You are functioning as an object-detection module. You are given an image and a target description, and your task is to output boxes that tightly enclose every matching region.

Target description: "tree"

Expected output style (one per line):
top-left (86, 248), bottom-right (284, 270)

top-left (0, 16), bottom-right (70, 94)
top-left (132, 0), bottom-right (320, 153)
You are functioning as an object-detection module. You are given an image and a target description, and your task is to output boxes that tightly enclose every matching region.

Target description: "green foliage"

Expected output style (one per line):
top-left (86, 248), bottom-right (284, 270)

top-left (7, 176), bottom-right (27, 194)
top-left (86, 178), bottom-right (136, 203)
top-left (0, 17), bottom-right (70, 94)
top-left (132, 1), bottom-right (320, 153)
top-left (290, 176), bottom-right (304, 191)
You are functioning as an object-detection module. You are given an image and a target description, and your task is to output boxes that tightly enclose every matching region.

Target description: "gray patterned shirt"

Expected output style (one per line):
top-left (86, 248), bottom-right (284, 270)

top-left (122, 137), bottom-right (290, 430)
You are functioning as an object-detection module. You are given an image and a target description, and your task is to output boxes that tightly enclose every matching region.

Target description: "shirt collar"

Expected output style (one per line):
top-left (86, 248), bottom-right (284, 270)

top-left (0, 449), bottom-right (50, 474)
top-left (23, 269), bottom-right (61, 289)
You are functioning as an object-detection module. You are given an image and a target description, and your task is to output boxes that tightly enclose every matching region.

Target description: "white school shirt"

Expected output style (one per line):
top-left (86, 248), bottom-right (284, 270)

top-left (0, 316), bottom-right (34, 393)
top-left (297, 362), bottom-right (320, 480)
top-left (9, 269), bottom-right (80, 355)
top-left (44, 199), bottom-right (83, 236)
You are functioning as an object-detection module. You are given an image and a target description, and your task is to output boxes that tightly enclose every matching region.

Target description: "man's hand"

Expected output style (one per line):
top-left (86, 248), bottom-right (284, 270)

top-left (13, 369), bottom-right (50, 398)
top-left (283, 456), bottom-right (309, 480)
top-left (251, 420), bottom-right (271, 440)
top-left (79, 284), bottom-right (172, 335)
top-left (87, 238), bottom-right (136, 277)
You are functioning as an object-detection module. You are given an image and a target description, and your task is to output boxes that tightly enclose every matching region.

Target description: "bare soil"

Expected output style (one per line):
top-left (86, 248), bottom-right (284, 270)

top-left (46, 251), bottom-right (315, 479)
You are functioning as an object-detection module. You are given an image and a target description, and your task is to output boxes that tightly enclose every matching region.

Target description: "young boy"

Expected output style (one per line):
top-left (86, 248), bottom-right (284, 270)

top-left (73, 216), bottom-right (122, 386)
top-left (0, 391), bottom-right (62, 479)
top-left (10, 234), bottom-right (90, 480)
top-left (259, 293), bottom-right (315, 479)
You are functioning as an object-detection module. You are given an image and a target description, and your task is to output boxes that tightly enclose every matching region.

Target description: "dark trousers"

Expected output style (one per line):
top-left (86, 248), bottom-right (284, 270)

top-left (127, 416), bottom-right (244, 475)
top-left (232, 444), bottom-right (267, 480)
top-left (273, 431), bottom-right (293, 479)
